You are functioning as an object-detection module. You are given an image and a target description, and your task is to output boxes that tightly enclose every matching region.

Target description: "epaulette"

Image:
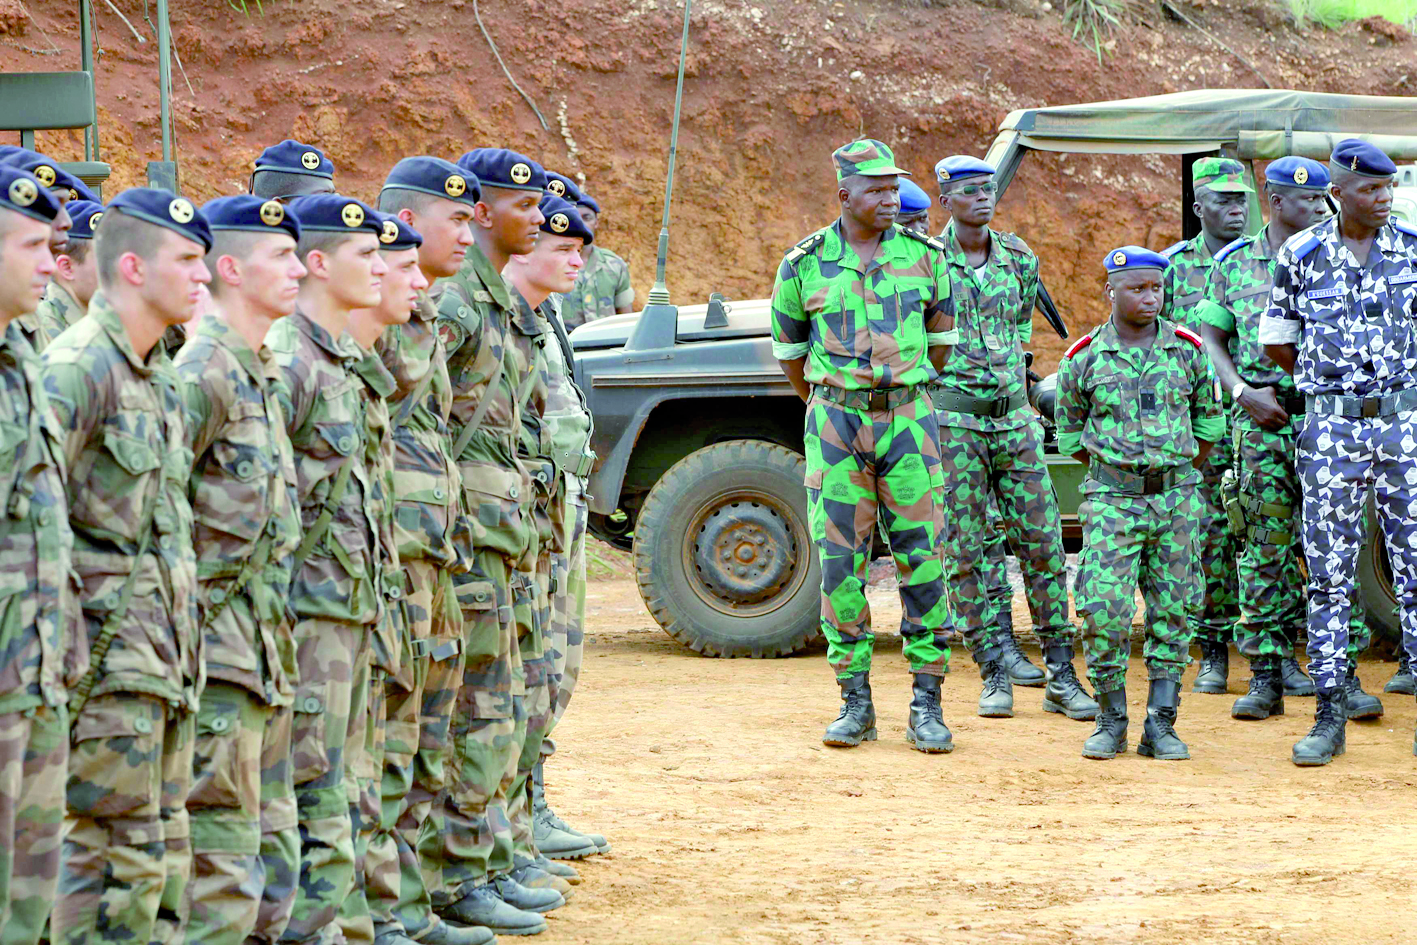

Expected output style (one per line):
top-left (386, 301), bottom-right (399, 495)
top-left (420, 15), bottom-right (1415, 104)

top-left (784, 232), bottom-right (826, 264)
top-left (1174, 325), bottom-right (1203, 349)
top-left (1161, 239), bottom-right (1189, 258)
top-left (1395, 219), bottom-right (1417, 239)
top-left (998, 230), bottom-right (1033, 256)
top-left (1212, 235), bottom-right (1253, 264)
top-left (1284, 230), bottom-right (1322, 261)
top-left (899, 226), bottom-right (947, 253)
top-left (1062, 333), bottom-right (1093, 359)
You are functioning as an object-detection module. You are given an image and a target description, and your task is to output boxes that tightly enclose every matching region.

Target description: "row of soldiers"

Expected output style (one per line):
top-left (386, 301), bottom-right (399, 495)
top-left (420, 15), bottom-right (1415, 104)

top-left (0, 138), bottom-right (614, 945)
top-left (771, 137), bottom-right (1417, 765)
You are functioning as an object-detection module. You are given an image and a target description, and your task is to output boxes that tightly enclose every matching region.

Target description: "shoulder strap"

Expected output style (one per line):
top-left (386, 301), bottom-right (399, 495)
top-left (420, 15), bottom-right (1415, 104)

top-left (291, 453), bottom-right (356, 574)
top-left (450, 350), bottom-right (506, 462)
top-left (784, 232), bottom-right (826, 265)
top-left (899, 227), bottom-right (947, 253)
top-left (393, 369), bottom-right (435, 428)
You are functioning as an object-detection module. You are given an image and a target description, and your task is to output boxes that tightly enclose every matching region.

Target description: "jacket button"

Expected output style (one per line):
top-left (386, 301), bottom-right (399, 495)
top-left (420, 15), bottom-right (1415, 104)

top-left (338, 436), bottom-right (354, 453)
top-left (303, 697), bottom-right (322, 713)
top-left (134, 717), bottom-right (154, 735)
top-left (209, 588), bottom-right (227, 604)
top-left (474, 591), bottom-right (488, 602)
top-left (508, 486), bottom-right (519, 499)
top-left (433, 489), bottom-right (445, 501)
top-left (237, 461), bottom-right (254, 478)
top-left (210, 716), bottom-right (230, 733)
top-left (159, 535), bottom-right (173, 550)
top-left (388, 586), bottom-right (402, 600)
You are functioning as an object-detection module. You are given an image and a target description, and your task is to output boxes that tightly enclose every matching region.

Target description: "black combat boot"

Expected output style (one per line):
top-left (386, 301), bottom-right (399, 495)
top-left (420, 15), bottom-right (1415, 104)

top-left (976, 658), bottom-right (1014, 718)
top-left (1343, 662), bottom-right (1384, 720)
top-left (1138, 679), bottom-right (1190, 760)
top-left (1081, 688), bottom-right (1128, 759)
top-left (823, 673), bottom-right (876, 747)
top-left (1041, 644), bottom-right (1098, 720)
top-left (1282, 655), bottom-right (1316, 696)
top-left (1231, 660), bottom-right (1284, 720)
top-left (905, 673), bottom-right (954, 753)
top-left (1384, 649), bottom-right (1415, 695)
top-left (999, 630), bottom-right (1045, 688)
top-left (1292, 687), bottom-right (1348, 766)
top-left (1191, 640), bottom-right (1229, 694)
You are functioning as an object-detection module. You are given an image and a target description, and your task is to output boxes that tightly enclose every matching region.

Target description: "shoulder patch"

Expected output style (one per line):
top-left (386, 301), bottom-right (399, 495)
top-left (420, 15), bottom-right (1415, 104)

top-left (1212, 235), bottom-right (1252, 264)
top-left (998, 230), bottom-right (1033, 256)
top-left (899, 227), bottom-right (947, 253)
top-left (1395, 220), bottom-right (1417, 239)
top-left (784, 231), bottom-right (826, 264)
top-left (1174, 325), bottom-right (1203, 349)
top-left (1285, 231), bottom-right (1322, 261)
top-left (1161, 240), bottom-right (1189, 259)
top-left (1063, 333), bottom-right (1093, 359)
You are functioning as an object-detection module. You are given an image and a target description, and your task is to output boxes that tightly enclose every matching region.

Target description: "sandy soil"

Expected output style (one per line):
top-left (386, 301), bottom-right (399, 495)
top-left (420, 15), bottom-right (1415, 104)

top-left (542, 576), bottom-right (1415, 945)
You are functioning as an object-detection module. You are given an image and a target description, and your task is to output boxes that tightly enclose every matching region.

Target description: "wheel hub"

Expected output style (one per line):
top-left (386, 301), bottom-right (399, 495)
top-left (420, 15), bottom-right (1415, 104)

top-left (691, 498), bottom-right (797, 608)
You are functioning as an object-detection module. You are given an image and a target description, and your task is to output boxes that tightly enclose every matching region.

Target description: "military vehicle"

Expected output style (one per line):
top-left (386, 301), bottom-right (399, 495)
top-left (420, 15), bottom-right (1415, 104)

top-left (574, 88), bottom-right (1417, 658)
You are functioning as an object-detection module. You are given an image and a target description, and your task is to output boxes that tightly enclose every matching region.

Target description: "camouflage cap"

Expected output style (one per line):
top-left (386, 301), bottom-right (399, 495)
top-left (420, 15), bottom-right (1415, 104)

top-left (1192, 157), bottom-right (1253, 194)
top-left (833, 139), bottom-right (910, 182)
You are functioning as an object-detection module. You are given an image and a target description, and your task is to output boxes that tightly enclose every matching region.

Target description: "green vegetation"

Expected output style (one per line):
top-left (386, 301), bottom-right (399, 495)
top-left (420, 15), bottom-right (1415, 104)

top-left (1286, 0), bottom-right (1417, 28)
top-left (1062, 0), bottom-right (1123, 64)
top-left (227, 0), bottom-right (266, 14)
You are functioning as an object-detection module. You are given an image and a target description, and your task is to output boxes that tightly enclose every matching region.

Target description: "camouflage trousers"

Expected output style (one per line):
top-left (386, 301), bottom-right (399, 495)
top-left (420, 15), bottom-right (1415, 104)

top-left (1189, 437), bottom-right (1240, 646)
top-left (336, 656), bottom-right (386, 945)
top-left (1231, 416), bottom-right (1368, 666)
top-left (503, 561), bottom-right (553, 869)
top-left (1296, 412), bottom-right (1417, 692)
top-left (55, 693), bottom-right (195, 945)
top-left (803, 390), bottom-right (951, 679)
top-left (426, 548), bottom-right (522, 907)
top-left (544, 478), bottom-right (588, 741)
top-left (937, 421), bottom-right (1070, 662)
top-left (0, 703), bottom-right (66, 945)
top-left (1075, 486), bottom-right (1200, 694)
top-left (981, 495), bottom-right (1018, 641)
top-left (187, 682), bottom-right (298, 945)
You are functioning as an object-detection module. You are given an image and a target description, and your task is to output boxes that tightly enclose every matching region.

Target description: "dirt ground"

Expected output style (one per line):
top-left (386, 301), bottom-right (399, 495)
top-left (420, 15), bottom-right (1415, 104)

top-left (544, 574), bottom-right (1416, 945)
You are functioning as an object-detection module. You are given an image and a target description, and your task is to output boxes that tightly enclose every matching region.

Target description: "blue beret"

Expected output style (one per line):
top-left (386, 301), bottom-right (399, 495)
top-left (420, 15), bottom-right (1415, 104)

top-left (1103, 245), bottom-right (1169, 274)
top-left (898, 178), bottom-right (932, 215)
top-left (576, 192), bottom-right (601, 215)
top-left (537, 195), bottom-right (593, 245)
top-left (285, 194), bottom-right (382, 238)
top-left (544, 171), bottom-right (582, 204)
top-left (935, 155), bottom-right (995, 185)
top-left (1266, 156), bottom-right (1328, 191)
top-left (107, 188), bottom-right (213, 251)
top-left (373, 211), bottom-right (422, 251)
top-left (64, 199), bottom-right (105, 240)
top-left (1330, 138), bottom-right (1396, 179)
top-left (201, 194), bottom-right (301, 243)
top-left (0, 150), bottom-right (100, 203)
top-left (254, 140), bottom-right (335, 180)
top-left (0, 166), bottom-right (61, 225)
top-left (456, 148), bottom-right (547, 193)
top-left (381, 156), bottom-right (479, 208)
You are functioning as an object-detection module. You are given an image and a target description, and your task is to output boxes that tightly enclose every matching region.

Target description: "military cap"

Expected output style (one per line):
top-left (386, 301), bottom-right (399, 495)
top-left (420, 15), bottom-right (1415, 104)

top-left (1103, 245), bottom-right (1169, 274)
top-left (537, 194), bottom-right (593, 245)
top-left (544, 171), bottom-right (582, 204)
top-left (934, 155), bottom-right (994, 185)
top-left (201, 194), bottom-right (301, 243)
top-left (0, 149), bottom-right (101, 202)
top-left (285, 193), bottom-right (383, 238)
top-left (64, 199), bottom-right (105, 240)
top-left (1265, 156), bottom-right (1329, 191)
top-left (381, 156), bottom-right (480, 207)
top-left (456, 148), bottom-right (547, 193)
top-left (0, 165), bottom-right (61, 225)
top-left (576, 192), bottom-right (601, 215)
top-left (374, 211), bottom-right (422, 251)
top-left (254, 139), bottom-right (335, 180)
top-left (898, 178), bottom-right (932, 214)
top-left (1330, 138), bottom-right (1397, 179)
top-left (833, 139), bottom-right (910, 181)
top-left (1192, 156), bottom-right (1253, 193)
top-left (106, 187), bottom-right (213, 251)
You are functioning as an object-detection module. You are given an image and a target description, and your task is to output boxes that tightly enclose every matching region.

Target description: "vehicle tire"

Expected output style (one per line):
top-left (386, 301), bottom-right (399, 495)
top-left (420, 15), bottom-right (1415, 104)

top-left (634, 440), bottom-right (821, 658)
top-left (1358, 504), bottom-right (1400, 656)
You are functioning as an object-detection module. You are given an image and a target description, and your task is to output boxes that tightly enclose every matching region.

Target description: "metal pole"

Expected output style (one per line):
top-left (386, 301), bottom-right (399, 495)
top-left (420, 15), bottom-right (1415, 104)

top-left (80, 0), bottom-right (99, 161)
top-left (646, 0), bottom-right (691, 306)
top-left (156, 0), bottom-right (172, 162)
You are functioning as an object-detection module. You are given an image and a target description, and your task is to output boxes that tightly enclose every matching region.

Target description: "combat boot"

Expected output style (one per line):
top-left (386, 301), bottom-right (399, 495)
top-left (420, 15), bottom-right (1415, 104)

top-left (1231, 662), bottom-right (1284, 720)
top-left (418, 921), bottom-right (498, 945)
top-left (822, 673), bottom-right (876, 747)
top-left (977, 658), bottom-right (1014, 718)
top-left (533, 762), bottom-right (609, 855)
top-left (1281, 656), bottom-right (1315, 696)
top-left (491, 874), bottom-right (563, 914)
top-left (375, 931), bottom-right (422, 945)
top-left (438, 884), bottom-right (546, 936)
top-left (1191, 640), bottom-right (1229, 694)
top-left (905, 673), bottom-right (954, 753)
top-left (509, 863), bottom-right (574, 902)
top-left (1081, 688), bottom-right (1128, 759)
top-left (523, 853), bottom-right (579, 884)
top-left (1343, 663), bottom-right (1384, 720)
top-left (1041, 644), bottom-right (1098, 721)
top-left (1138, 679), bottom-right (1190, 760)
top-left (1383, 649), bottom-right (1414, 695)
top-left (999, 633), bottom-right (1045, 688)
top-left (1292, 687), bottom-right (1347, 766)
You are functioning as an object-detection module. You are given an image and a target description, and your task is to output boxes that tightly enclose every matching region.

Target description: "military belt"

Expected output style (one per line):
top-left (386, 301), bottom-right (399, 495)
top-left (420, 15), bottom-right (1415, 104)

top-left (1089, 461), bottom-right (1187, 496)
top-left (1306, 388), bottom-right (1417, 419)
top-left (1239, 384), bottom-right (1307, 417)
top-left (811, 385), bottom-right (919, 412)
top-left (554, 446), bottom-right (595, 480)
top-left (929, 388), bottom-right (1027, 418)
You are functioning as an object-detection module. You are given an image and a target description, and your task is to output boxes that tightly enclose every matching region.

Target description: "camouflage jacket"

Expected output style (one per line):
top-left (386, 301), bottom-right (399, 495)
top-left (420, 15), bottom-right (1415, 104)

top-left (1257, 217), bottom-right (1417, 397)
top-left (509, 292), bottom-right (556, 554)
top-left (43, 292), bottom-right (201, 707)
top-left (175, 315), bottom-right (301, 707)
top-left (0, 322), bottom-right (76, 713)
top-left (353, 347), bottom-right (402, 676)
top-left (538, 299), bottom-right (594, 486)
top-left (1161, 232), bottom-right (1219, 331)
top-left (770, 220), bottom-right (957, 391)
top-left (36, 282), bottom-right (84, 350)
top-left (15, 312), bottom-right (49, 355)
top-left (930, 221), bottom-right (1038, 432)
top-left (267, 310), bottom-right (383, 627)
top-left (559, 245), bottom-right (633, 329)
top-left (435, 245), bottom-right (537, 565)
top-left (375, 292), bottom-right (462, 569)
top-left (1055, 316), bottom-right (1226, 496)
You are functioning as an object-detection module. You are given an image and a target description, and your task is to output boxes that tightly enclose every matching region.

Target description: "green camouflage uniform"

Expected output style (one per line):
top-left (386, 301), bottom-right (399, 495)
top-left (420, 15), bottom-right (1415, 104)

top-left (268, 310), bottom-right (384, 945)
top-left (174, 315), bottom-right (303, 945)
top-left (558, 246), bottom-right (633, 330)
top-left (35, 282), bottom-right (85, 351)
top-left (771, 144), bottom-right (957, 680)
top-left (1195, 227), bottom-right (1367, 667)
top-left (0, 321), bottom-right (76, 945)
top-left (1056, 316), bottom-right (1225, 693)
top-left (930, 221), bottom-right (1070, 663)
top-left (44, 293), bottom-right (202, 945)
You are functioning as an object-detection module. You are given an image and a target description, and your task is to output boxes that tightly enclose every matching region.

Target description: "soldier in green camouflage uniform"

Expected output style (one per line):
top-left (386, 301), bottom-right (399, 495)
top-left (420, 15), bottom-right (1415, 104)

top-left (267, 194), bottom-right (389, 945)
top-left (176, 196), bottom-right (307, 945)
top-left (772, 140), bottom-right (957, 753)
top-left (559, 193), bottom-right (633, 329)
top-left (45, 190), bottom-right (211, 945)
top-left (0, 170), bottom-right (73, 945)
top-left (1056, 245), bottom-right (1225, 762)
top-left (0, 151), bottom-right (90, 355)
top-left (33, 198), bottom-right (101, 352)
top-left (1161, 157), bottom-right (1251, 694)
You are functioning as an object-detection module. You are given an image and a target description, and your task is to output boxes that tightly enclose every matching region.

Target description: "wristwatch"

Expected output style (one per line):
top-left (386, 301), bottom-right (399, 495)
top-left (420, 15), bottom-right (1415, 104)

top-left (1231, 381), bottom-right (1249, 400)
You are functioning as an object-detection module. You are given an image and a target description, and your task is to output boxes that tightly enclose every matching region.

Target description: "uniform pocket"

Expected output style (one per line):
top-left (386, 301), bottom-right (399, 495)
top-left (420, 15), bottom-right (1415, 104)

top-left (455, 579), bottom-right (500, 662)
top-left (290, 683), bottom-right (331, 785)
top-left (190, 701), bottom-right (253, 813)
top-left (68, 694), bottom-right (164, 826)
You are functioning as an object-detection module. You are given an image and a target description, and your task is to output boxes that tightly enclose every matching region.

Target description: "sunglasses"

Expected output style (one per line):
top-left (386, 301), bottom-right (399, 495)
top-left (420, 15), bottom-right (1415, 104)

top-left (951, 182), bottom-right (996, 196)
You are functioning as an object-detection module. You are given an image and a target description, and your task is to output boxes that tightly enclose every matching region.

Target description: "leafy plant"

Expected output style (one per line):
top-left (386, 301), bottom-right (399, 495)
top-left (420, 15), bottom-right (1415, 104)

top-left (1286, 0), bottom-right (1417, 28)
top-left (227, 0), bottom-right (266, 15)
top-left (1063, 0), bottom-right (1123, 63)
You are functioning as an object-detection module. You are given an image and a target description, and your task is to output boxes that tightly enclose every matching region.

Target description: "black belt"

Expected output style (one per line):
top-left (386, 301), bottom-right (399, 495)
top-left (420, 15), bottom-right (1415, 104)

top-left (1089, 461), bottom-right (1188, 496)
top-left (1306, 388), bottom-right (1417, 419)
top-left (811, 385), bottom-right (920, 412)
top-left (929, 388), bottom-right (1028, 418)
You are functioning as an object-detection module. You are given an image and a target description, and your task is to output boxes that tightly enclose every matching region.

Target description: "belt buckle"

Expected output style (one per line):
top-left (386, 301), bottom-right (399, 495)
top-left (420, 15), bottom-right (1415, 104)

top-left (1143, 473), bottom-right (1164, 495)
top-left (1362, 397), bottom-right (1381, 419)
top-left (869, 391), bottom-right (890, 412)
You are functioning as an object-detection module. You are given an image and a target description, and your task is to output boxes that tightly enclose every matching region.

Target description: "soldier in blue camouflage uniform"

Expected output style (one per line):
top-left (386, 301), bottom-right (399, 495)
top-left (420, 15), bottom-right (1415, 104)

top-left (772, 139), bottom-right (957, 753)
top-left (1259, 139), bottom-right (1417, 766)
top-left (45, 189), bottom-right (211, 945)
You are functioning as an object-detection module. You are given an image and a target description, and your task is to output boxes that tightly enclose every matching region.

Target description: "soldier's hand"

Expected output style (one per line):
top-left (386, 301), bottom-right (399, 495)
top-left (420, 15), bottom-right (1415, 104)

top-left (1239, 385), bottom-right (1288, 431)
